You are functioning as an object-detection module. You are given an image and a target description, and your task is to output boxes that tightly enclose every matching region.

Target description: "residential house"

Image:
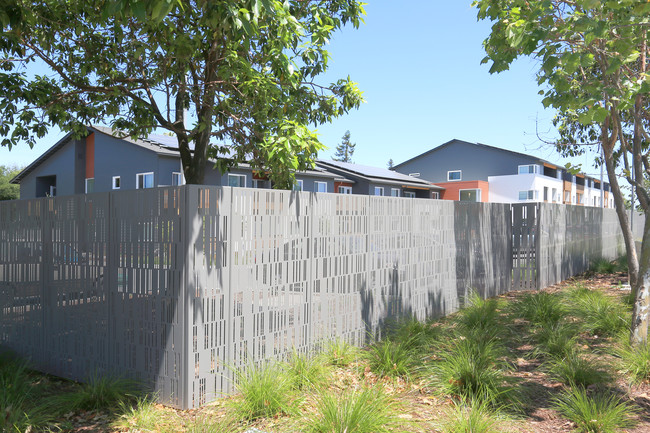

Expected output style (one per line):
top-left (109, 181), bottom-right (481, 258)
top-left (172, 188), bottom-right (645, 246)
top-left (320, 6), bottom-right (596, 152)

top-left (315, 160), bottom-right (443, 198)
top-left (393, 139), bottom-right (612, 207)
top-left (11, 126), bottom-right (350, 199)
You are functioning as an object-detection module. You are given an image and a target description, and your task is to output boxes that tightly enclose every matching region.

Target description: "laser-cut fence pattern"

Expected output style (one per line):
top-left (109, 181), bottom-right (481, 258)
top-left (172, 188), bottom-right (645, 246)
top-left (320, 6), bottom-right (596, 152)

top-left (0, 186), bottom-right (634, 408)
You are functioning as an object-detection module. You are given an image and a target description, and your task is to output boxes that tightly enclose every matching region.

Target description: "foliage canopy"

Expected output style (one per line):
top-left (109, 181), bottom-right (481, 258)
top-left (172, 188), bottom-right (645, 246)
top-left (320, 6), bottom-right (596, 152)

top-left (0, 0), bottom-right (365, 187)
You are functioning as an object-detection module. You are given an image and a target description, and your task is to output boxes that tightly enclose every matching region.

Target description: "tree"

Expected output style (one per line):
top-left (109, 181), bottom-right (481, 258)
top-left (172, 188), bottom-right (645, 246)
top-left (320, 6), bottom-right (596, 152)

top-left (333, 130), bottom-right (356, 163)
top-left (387, 158), bottom-right (394, 170)
top-left (473, 0), bottom-right (650, 344)
top-left (0, 165), bottom-right (21, 200)
top-left (0, 0), bottom-right (365, 188)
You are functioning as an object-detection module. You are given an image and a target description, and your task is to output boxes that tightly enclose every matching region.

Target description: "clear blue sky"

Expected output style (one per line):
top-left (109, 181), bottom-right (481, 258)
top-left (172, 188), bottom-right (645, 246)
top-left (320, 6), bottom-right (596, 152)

top-left (0, 1), bottom-right (602, 177)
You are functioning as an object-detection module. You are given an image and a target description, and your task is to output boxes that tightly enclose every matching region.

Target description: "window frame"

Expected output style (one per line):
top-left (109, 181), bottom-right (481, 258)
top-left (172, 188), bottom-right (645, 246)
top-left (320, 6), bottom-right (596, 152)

top-left (85, 178), bottom-right (95, 194)
top-left (292, 179), bottom-right (304, 191)
top-left (314, 181), bottom-right (327, 193)
top-left (374, 186), bottom-right (384, 196)
top-left (136, 172), bottom-right (154, 189)
top-left (338, 185), bottom-right (352, 194)
top-left (390, 188), bottom-right (400, 197)
top-left (228, 173), bottom-right (246, 188)
top-left (518, 164), bottom-right (538, 175)
top-left (459, 188), bottom-right (481, 202)
top-left (431, 191), bottom-right (439, 199)
top-left (112, 176), bottom-right (121, 190)
top-left (405, 191), bottom-right (416, 198)
top-left (172, 172), bottom-right (183, 186)
top-left (518, 190), bottom-right (538, 201)
top-left (447, 170), bottom-right (462, 181)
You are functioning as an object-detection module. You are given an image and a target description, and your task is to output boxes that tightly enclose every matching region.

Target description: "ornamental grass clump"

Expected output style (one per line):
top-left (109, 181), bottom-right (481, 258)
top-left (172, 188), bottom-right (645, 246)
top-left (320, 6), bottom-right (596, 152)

top-left (50, 373), bottom-right (140, 412)
top-left (568, 289), bottom-right (628, 337)
top-left (230, 361), bottom-right (297, 421)
top-left (454, 291), bottom-right (504, 340)
top-left (0, 354), bottom-right (53, 432)
top-left (532, 321), bottom-right (579, 359)
top-left (617, 342), bottom-right (650, 384)
top-left (441, 399), bottom-right (505, 433)
top-left (546, 351), bottom-right (610, 388)
top-left (306, 386), bottom-right (402, 433)
top-left (365, 336), bottom-right (419, 380)
top-left (512, 291), bottom-right (565, 327)
top-left (383, 315), bottom-right (443, 350)
top-left (323, 338), bottom-right (360, 367)
top-left (428, 337), bottom-right (514, 407)
top-left (284, 349), bottom-right (330, 390)
top-left (553, 387), bottom-right (636, 433)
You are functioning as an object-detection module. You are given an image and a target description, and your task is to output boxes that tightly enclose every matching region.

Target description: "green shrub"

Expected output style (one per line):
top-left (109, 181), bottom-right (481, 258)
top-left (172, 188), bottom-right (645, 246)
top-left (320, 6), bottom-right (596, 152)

top-left (546, 352), bottom-right (610, 387)
top-left (323, 338), bottom-right (359, 367)
top-left (617, 342), bottom-right (650, 384)
top-left (365, 336), bottom-right (418, 379)
top-left (429, 337), bottom-right (514, 406)
top-left (306, 386), bottom-right (402, 433)
top-left (553, 387), bottom-right (636, 433)
top-left (230, 361), bottom-right (297, 421)
top-left (284, 350), bottom-right (330, 390)
top-left (512, 291), bottom-right (565, 327)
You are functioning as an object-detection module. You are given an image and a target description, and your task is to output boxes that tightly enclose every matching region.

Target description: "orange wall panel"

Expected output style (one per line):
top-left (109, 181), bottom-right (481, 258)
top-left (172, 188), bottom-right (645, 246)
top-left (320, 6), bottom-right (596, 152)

top-left (85, 133), bottom-right (95, 178)
top-left (434, 180), bottom-right (489, 202)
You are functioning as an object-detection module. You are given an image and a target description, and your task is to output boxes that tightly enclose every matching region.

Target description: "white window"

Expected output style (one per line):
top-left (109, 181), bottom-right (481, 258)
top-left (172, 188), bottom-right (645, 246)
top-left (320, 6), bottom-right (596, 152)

top-left (391, 188), bottom-right (400, 197)
top-left (518, 190), bottom-right (538, 201)
top-left (293, 180), bottom-right (303, 191)
top-left (518, 164), bottom-right (538, 174)
top-left (228, 174), bottom-right (246, 188)
top-left (431, 192), bottom-right (439, 199)
top-left (374, 187), bottom-right (384, 196)
top-left (172, 172), bottom-right (183, 186)
top-left (137, 172), bottom-right (154, 189)
top-left (405, 191), bottom-right (416, 198)
top-left (447, 170), bottom-right (462, 181)
top-left (552, 188), bottom-right (558, 202)
top-left (338, 186), bottom-right (352, 194)
top-left (315, 181), bottom-right (327, 193)
top-left (85, 178), bottom-right (94, 194)
top-left (459, 189), bottom-right (480, 202)
top-left (112, 176), bottom-right (121, 190)
top-left (49, 185), bottom-right (57, 197)
top-left (564, 190), bottom-right (571, 203)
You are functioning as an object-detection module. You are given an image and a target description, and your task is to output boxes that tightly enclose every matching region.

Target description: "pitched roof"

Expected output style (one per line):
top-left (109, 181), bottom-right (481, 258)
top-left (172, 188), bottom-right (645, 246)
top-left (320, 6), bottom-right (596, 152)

top-left (316, 160), bottom-right (443, 190)
top-left (10, 126), bottom-right (180, 184)
top-left (11, 125), bottom-right (350, 184)
top-left (394, 138), bottom-right (563, 170)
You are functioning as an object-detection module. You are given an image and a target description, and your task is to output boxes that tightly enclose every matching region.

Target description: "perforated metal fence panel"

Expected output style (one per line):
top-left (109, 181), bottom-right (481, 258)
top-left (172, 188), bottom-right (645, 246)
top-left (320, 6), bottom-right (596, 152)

top-left (0, 186), bottom-right (641, 409)
top-left (537, 204), bottom-right (626, 288)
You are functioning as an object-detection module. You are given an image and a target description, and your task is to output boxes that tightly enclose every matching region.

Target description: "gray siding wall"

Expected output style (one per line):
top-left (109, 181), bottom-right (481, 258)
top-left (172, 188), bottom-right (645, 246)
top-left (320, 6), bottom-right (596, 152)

top-left (93, 133), bottom-right (167, 192)
top-left (395, 140), bottom-right (539, 183)
top-left (19, 139), bottom-right (79, 199)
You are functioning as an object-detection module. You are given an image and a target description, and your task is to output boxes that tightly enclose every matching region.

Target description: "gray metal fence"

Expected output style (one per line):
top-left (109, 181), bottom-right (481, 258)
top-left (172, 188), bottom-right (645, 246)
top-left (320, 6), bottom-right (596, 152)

top-left (0, 186), bottom-right (634, 408)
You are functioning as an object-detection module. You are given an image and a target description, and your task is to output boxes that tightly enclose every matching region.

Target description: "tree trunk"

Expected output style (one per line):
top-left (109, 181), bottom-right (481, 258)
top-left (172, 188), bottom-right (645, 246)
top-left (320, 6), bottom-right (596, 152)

top-left (631, 214), bottom-right (650, 344)
top-left (602, 139), bottom-right (640, 289)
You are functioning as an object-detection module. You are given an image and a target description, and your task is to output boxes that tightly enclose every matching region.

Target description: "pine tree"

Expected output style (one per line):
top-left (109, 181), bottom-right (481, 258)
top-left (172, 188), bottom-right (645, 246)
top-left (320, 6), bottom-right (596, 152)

top-left (333, 130), bottom-right (355, 163)
top-left (387, 159), bottom-right (394, 170)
